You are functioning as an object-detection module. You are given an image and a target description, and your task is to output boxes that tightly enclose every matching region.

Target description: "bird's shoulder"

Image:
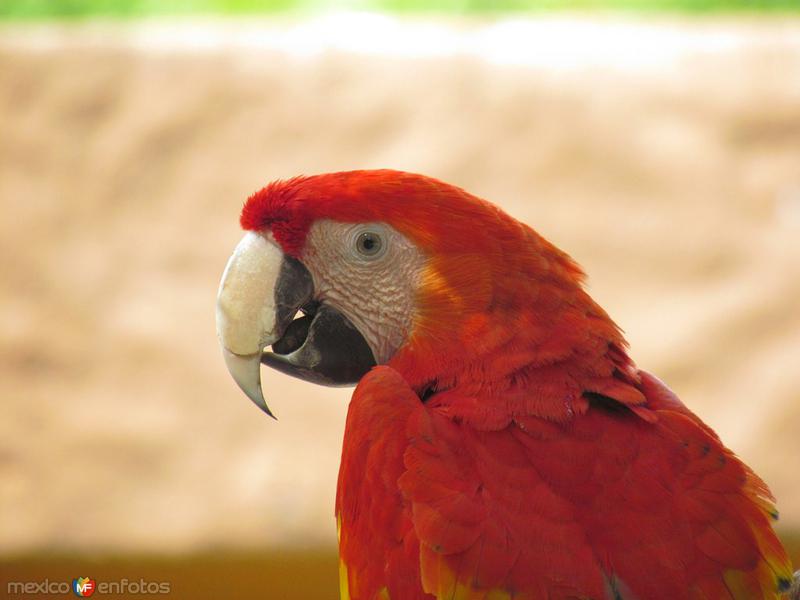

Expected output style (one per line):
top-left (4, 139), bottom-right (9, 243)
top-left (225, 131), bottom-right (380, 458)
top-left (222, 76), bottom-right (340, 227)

top-left (398, 370), bottom-right (792, 599)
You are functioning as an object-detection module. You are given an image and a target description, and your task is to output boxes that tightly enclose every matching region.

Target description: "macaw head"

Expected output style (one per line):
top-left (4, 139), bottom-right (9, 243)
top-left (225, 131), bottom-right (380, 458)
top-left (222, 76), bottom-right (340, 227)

top-left (216, 170), bottom-right (626, 418)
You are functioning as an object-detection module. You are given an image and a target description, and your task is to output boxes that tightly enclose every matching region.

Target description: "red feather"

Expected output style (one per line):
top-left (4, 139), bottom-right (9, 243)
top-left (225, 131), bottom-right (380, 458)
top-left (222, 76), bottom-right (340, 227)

top-left (242, 171), bottom-right (792, 599)
top-left (338, 368), bottom-right (790, 599)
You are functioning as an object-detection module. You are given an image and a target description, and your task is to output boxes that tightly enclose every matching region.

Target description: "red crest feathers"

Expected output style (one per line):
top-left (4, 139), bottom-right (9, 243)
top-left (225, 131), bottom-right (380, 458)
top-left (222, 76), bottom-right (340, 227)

top-left (240, 176), bottom-right (312, 257)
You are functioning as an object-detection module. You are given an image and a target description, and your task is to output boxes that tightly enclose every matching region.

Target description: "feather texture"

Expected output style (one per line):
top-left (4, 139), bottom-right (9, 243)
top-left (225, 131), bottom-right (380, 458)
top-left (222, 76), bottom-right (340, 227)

top-left (338, 368), bottom-right (791, 600)
top-left (241, 170), bottom-right (792, 599)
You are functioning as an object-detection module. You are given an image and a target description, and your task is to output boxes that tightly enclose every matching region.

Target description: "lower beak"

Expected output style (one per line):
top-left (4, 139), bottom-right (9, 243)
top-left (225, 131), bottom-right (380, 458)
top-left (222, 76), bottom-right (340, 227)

top-left (216, 232), bottom-right (376, 417)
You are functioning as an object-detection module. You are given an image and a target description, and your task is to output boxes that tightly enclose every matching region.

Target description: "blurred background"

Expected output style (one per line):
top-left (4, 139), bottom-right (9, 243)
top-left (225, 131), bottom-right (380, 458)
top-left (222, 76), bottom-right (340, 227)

top-left (1, 1), bottom-right (799, 598)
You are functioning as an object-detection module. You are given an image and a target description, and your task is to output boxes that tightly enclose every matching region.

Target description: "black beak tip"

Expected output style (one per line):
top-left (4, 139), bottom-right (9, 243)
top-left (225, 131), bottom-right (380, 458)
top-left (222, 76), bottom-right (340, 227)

top-left (258, 402), bottom-right (278, 420)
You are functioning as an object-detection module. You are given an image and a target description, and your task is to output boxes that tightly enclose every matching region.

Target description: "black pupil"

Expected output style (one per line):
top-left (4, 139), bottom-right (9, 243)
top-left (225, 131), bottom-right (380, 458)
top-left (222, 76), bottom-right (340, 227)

top-left (359, 232), bottom-right (380, 254)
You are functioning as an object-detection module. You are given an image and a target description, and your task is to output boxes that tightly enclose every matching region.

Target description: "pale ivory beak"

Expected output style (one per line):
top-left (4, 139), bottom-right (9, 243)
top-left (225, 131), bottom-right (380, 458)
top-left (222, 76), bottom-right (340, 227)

top-left (216, 232), bottom-right (284, 418)
top-left (217, 230), bottom-right (375, 417)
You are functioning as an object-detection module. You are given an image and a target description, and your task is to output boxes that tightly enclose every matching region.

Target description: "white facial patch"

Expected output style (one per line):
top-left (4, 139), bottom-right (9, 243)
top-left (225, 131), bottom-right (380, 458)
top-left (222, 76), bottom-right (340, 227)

top-left (301, 221), bottom-right (427, 364)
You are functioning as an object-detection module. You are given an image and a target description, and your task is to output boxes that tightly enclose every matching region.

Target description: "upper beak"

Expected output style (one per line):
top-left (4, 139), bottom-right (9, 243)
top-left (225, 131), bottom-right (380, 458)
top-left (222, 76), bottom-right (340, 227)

top-left (216, 232), bottom-right (307, 417)
top-left (216, 232), bottom-right (376, 417)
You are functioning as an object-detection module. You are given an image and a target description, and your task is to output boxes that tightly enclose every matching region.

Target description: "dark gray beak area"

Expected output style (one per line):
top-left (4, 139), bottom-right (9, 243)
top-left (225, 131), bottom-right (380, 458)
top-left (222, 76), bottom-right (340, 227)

top-left (266, 256), bottom-right (377, 390)
top-left (264, 303), bottom-right (377, 386)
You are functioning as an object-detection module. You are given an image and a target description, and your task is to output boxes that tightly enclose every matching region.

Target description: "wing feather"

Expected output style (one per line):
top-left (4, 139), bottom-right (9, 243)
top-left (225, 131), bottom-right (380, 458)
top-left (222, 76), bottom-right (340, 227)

top-left (337, 367), bottom-right (791, 600)
top-left (399, 371), bottom-right (791, 600)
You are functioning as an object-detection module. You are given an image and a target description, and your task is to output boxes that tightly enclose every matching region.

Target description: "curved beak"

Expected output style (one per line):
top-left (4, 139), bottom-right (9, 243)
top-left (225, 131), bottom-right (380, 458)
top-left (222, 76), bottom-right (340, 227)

top-left (216, 232), bottom-right (304, 417)
top-left (216, 232), bottom-right (376, 418)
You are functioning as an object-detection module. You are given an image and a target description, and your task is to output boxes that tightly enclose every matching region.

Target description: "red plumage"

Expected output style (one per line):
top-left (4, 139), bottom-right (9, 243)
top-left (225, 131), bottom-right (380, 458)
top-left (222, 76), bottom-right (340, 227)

top-left (243, 170), bottom-right (792, 599)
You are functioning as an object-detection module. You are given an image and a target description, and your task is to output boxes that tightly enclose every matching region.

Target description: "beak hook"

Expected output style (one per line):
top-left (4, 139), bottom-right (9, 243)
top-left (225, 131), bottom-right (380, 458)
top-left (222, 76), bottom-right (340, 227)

top-left (222, 348), bottom-right (276, 419)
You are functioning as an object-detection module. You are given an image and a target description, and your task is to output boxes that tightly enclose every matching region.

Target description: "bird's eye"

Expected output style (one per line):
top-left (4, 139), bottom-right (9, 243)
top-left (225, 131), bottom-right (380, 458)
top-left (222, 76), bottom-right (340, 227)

top-left (355, 231), bottom-right (384, 258)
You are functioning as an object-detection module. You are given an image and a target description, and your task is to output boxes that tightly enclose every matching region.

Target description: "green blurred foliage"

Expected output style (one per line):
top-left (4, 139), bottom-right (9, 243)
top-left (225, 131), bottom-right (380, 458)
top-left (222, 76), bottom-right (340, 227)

top-left (0, 0), bottom-right (798, 18)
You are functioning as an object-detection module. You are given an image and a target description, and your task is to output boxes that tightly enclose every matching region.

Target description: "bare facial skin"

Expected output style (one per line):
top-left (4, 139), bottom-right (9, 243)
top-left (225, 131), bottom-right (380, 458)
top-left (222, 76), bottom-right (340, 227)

top-left (300, 220), bottom-right (427, 365)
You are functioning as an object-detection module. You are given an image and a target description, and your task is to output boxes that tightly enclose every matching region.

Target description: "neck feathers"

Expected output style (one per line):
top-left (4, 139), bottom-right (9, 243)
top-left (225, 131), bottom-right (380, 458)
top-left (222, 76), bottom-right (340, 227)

top-left (390, 225), bottom-right (646, 426)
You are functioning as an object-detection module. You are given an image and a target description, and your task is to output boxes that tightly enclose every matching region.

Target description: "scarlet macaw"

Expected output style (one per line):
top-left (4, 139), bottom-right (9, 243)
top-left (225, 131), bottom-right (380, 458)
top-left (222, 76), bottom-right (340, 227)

top-left (216, 170), bottom-right (793, 599)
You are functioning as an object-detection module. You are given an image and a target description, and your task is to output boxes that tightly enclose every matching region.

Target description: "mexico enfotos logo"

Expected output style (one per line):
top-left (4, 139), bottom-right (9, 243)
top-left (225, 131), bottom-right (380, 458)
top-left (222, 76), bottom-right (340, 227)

top-left (72, 577), bottom-right (96, 597)
top-left (7, 577), bottom-right (171, 596)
